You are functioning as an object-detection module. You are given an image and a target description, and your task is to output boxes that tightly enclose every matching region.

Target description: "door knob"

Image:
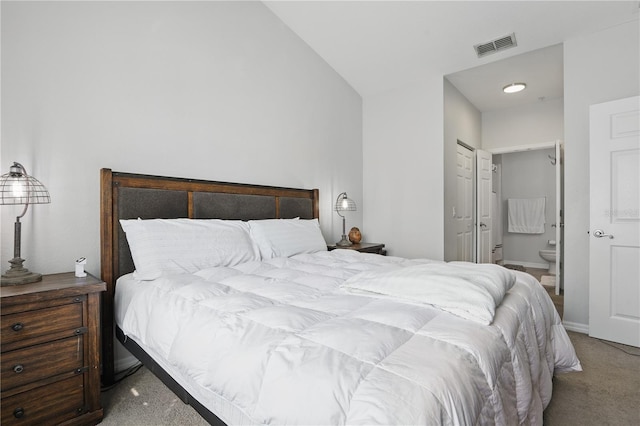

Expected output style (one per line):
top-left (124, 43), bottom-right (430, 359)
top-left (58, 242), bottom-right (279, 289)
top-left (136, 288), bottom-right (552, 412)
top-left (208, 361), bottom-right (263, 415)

top-left (593, 229), bottom-right (614, 239)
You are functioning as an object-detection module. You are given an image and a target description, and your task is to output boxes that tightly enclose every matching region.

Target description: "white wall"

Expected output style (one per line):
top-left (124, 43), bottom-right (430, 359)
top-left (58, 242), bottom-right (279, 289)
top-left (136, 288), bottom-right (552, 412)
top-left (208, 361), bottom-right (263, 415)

top-left (442, 79), bottom-right (482, 262)
top-left (1, 1), bottom-right (363, 277)
top-left (482, 98), bottom-right (564, 151)
top-left (363, 77), bottom-right (444, 260)
top-left (563, 19), bottom-right (639, 330)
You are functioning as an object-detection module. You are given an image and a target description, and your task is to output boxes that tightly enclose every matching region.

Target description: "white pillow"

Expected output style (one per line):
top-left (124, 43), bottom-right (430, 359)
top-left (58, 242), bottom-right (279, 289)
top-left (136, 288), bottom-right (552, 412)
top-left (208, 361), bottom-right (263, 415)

top-left (119, 218), bottom-right (260, 280)
top-left (248, 218), bottom-right (327, 259)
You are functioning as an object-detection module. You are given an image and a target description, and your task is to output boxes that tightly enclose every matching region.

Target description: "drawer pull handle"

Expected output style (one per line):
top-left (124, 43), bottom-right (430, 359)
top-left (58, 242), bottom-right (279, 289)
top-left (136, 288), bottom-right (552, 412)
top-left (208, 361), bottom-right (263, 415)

top-left (11, 322), bottom-right (24, 332)
top-left (13, 364), bottom-right (24, 374)
top-left (74, 329), bottom-right (82, 335)
top-left (13, 408), bottom-right (25, 418)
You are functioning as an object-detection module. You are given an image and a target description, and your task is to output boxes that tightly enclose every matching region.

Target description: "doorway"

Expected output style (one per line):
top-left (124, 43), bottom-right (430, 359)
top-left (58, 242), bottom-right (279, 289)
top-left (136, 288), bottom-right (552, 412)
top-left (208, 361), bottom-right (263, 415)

top-left (489, 141), bottom-right (564, 297)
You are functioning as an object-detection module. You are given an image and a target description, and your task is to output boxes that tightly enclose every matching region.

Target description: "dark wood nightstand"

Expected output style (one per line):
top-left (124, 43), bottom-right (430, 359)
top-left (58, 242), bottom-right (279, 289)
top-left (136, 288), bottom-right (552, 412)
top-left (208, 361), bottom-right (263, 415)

top-left (327, 242), bottom-right (386, 255)
top-left (1, 272), bottom-right (106, 425)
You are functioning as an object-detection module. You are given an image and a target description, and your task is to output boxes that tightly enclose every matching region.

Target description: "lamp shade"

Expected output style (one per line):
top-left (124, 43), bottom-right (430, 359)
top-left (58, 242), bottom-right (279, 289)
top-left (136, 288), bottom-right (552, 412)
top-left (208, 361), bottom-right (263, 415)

top-left (0, 163), bottom-right (51, 206)
top-left (335, 192), bottom-right (357, 213)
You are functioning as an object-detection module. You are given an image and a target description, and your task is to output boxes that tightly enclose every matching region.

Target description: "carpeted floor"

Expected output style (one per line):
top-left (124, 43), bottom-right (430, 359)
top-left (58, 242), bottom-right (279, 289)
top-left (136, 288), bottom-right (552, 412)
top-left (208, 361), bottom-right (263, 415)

top-left (101, 366), bottom-right (207, 425)
top-left (100, 329), bottom-right (640, 425)
top-left (544, 332), bottom-right (640, 425)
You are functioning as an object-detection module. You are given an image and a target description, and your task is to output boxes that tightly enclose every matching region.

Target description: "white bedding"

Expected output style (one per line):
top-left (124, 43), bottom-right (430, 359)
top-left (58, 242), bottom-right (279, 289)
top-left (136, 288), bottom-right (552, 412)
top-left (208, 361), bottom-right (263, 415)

top-left (115, 250), bottom-right (581, 425)
top-left (342, 262), bottom-right (517, 325)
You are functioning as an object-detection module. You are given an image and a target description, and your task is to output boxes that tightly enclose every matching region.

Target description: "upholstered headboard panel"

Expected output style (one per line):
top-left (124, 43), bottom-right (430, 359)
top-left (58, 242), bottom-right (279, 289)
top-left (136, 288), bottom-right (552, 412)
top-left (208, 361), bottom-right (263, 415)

top-left (100, 168), bottom-right (319, 384)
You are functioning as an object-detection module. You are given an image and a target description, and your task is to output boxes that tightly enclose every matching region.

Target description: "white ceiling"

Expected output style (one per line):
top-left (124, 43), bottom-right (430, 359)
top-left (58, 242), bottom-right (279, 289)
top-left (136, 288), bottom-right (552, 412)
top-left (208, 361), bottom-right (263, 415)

top-left (446, 43), bottom-right (564, 112)
top-left (265, 1), bottom-right (639, 112)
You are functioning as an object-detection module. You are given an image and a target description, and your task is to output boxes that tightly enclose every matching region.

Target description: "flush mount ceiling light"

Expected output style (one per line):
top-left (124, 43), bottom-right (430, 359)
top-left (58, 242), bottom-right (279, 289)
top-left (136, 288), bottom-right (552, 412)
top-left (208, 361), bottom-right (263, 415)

top-left (503, 83), bottom-right (526, 94)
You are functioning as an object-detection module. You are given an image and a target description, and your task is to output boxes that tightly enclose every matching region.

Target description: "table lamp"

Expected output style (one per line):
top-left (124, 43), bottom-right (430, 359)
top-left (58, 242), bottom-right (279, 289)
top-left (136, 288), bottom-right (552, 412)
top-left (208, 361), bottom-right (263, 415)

top-left (334, 192), bottom-right (357, 247)
top-left (0, 162), bottom-right (51, 286)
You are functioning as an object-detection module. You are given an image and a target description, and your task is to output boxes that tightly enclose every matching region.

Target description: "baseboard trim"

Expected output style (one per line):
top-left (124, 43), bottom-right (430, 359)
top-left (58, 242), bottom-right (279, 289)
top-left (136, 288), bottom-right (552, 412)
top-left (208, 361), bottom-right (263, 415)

top-left (562, 321), bottom-right (589, 334)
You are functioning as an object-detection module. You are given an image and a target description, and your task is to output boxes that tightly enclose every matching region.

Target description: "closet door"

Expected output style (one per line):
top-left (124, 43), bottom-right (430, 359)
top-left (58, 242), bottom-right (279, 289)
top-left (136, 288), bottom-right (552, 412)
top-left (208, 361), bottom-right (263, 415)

top-left (455, 144), bottom-right (474, 262)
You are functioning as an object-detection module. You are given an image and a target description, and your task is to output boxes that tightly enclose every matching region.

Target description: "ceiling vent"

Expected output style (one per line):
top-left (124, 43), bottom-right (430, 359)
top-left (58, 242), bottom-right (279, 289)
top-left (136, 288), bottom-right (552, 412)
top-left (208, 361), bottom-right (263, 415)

top-left (474, 33), bottom-right (517, 58)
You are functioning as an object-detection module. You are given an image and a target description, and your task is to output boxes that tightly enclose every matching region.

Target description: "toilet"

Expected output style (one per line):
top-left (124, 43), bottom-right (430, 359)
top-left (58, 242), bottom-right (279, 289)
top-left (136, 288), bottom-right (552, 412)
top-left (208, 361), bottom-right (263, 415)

top-left (539, 240), bottom-right (557, 275)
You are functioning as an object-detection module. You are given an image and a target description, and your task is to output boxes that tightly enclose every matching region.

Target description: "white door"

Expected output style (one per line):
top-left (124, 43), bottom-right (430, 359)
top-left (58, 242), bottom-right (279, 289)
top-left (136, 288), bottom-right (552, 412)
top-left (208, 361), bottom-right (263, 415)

top-left (456, 144), bottom-right (474, 262)
top-left (476, 149), bottom-right (492, 263)
top-left (589, 96), bottom-right (640, 347)
top-left (555, 141), bottom-right (563, 295)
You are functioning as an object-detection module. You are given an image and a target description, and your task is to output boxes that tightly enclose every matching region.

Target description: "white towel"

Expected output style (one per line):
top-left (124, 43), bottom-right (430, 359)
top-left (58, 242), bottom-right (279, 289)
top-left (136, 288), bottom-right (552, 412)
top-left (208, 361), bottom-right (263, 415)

top-left (508, 197), bottom-right (545, 234)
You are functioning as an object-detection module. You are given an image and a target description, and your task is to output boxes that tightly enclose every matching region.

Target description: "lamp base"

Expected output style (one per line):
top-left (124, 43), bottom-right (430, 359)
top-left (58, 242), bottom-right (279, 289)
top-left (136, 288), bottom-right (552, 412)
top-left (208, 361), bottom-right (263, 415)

top-left (1, 257), bottom-right (43, 286)
top-left (336, 236), bottom-right (353, 247)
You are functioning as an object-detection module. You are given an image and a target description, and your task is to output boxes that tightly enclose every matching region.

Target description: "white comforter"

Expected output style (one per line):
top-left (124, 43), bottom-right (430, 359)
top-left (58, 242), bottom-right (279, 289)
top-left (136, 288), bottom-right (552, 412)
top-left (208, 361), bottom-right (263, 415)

top-left (342, 262), bottom-right (517, 325)
top-left (117, 250), bottom-right (581, 425)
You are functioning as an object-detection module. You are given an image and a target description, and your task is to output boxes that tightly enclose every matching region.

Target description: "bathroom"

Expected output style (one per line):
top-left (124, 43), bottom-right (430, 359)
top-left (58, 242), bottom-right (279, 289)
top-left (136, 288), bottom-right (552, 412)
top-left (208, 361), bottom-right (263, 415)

top-left (492, 147), bottom-right (558, 282)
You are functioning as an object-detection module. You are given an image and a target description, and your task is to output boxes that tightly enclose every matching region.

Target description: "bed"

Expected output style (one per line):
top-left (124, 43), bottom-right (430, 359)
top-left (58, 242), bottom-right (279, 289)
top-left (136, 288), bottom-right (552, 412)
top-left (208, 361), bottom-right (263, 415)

top-left (100, 169), bottom-right (581, 425)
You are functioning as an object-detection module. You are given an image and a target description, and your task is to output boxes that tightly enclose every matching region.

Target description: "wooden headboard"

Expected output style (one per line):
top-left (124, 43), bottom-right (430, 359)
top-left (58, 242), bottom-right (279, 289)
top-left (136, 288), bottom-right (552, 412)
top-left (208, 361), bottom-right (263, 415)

top-left (99, 168), bottom-right (319, 384)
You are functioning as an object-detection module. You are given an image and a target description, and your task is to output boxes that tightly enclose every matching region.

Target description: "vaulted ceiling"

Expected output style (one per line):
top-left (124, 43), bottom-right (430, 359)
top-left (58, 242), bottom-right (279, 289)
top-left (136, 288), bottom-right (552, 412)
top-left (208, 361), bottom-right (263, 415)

top-left (265, 1), bottom-right (639, 112)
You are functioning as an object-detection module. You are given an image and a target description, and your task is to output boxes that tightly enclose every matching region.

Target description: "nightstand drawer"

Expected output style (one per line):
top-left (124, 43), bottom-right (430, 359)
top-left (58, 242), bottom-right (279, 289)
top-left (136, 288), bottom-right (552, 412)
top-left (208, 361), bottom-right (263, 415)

top-left (1, 374), bottom-right (85, 426)
top-left (1, 300), bottom-right (84, 349)
top-left (1, 335), bottom-right (85, 392)
top-left (1, 273), bottom-right (106, 425)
